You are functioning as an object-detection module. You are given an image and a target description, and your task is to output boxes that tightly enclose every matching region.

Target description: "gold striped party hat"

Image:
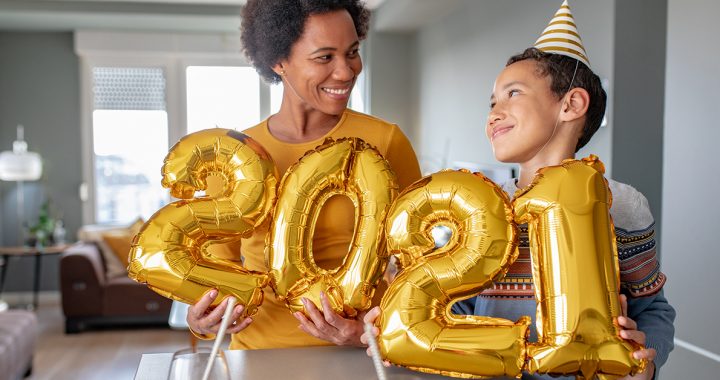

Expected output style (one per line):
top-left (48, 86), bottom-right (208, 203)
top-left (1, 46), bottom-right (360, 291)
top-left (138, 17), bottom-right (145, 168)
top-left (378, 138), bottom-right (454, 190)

top-left (534, 0), bottom-right (590, 67)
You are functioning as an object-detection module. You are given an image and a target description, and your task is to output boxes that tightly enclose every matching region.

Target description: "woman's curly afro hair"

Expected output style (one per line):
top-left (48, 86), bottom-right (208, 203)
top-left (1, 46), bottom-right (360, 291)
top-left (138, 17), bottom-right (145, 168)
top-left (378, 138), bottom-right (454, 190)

top-left (241, 0), bottom-right (370, 84)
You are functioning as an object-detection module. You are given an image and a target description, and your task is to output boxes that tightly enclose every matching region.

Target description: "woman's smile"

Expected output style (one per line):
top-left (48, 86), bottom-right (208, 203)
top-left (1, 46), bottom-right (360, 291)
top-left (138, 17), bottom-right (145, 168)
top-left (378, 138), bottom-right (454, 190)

top-left (321, 85), bottom-right (351, 96)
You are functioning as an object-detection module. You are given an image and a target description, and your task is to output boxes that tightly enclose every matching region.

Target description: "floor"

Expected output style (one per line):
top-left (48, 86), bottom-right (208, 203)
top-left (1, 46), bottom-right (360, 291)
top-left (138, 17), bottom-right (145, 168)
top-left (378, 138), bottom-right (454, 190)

top-left (23, 295), bottom-right (192, 380)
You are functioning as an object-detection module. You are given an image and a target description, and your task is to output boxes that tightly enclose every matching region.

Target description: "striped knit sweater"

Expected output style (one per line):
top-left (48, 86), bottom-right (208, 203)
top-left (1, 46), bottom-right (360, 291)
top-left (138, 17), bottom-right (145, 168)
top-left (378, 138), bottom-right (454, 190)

top-left (452, 178), bottom-right (676, 378)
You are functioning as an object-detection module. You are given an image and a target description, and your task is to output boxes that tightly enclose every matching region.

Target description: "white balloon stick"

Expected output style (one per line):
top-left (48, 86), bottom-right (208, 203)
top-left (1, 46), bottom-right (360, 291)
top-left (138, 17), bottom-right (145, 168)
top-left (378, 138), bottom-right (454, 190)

top-left (201, 296), bottom-right (237, 380)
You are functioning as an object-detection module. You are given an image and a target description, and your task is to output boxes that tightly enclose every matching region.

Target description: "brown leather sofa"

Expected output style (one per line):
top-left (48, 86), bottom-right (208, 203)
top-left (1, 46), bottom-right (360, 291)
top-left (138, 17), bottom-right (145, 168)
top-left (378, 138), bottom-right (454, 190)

top-left (59, 242), bottom-right (172, 333)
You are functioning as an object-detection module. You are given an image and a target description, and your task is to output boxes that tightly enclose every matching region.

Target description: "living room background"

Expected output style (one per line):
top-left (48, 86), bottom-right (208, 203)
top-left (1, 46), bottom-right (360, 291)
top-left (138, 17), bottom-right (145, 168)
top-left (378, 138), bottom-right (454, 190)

top-left (0, 31), bottom-right (81, 293)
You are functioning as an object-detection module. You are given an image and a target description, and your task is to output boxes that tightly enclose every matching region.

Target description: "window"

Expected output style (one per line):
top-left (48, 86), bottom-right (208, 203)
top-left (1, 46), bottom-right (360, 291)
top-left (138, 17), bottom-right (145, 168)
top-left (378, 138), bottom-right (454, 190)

top-left (91, 67), bottom-right (169, 224)
top-left (78, 32), bottom-right (368, 225)
top-left (186, 66), bottom-right (261, 133)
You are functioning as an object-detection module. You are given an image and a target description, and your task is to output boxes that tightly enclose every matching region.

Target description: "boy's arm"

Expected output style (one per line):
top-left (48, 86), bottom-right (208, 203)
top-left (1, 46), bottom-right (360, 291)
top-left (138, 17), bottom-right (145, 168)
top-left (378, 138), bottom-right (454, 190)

top-left (625, 289), bottom-right (676, 369)
top-left (609, 180), bottom-right (676, 370)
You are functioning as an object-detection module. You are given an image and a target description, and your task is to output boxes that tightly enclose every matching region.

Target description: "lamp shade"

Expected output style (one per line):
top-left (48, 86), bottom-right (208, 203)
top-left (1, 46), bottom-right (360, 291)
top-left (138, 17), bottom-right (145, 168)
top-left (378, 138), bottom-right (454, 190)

top-left (0, 125), bottom-right (43, 181)
top-left (0, 151), bottom-right (42, 181)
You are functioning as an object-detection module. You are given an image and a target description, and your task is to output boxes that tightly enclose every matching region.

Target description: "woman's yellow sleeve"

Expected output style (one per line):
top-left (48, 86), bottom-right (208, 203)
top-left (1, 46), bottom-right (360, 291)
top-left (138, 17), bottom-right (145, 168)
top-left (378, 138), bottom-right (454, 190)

top-left (384, 125), bottom-right (422, 191)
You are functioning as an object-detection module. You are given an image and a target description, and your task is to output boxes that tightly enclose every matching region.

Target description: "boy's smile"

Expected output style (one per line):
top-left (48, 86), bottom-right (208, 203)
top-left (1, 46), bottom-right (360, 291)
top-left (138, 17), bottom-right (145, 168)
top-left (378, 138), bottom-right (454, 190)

top-left (486, 60), bottom-right (563, 164)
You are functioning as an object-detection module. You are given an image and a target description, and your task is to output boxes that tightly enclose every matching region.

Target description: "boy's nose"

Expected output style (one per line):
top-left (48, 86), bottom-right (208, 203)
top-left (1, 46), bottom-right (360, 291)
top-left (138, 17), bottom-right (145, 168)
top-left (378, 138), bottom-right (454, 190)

top-left (487, 112), bottom-right (503, 127)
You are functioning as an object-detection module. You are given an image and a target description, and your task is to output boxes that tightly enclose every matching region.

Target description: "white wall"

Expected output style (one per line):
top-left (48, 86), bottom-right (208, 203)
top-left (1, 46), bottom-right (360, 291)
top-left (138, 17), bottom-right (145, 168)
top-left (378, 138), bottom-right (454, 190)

top-left (661, 0), bottom-right (720, 377)
top-left (410, 0), bottom-right (615, 175)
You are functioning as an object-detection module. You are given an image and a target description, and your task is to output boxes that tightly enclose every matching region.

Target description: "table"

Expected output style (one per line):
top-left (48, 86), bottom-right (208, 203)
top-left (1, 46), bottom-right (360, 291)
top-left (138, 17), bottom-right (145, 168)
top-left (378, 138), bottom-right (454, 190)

top-left (0, 244), bottom-right (71, 310)
top-left (135, 346), bottom-right (518, 380)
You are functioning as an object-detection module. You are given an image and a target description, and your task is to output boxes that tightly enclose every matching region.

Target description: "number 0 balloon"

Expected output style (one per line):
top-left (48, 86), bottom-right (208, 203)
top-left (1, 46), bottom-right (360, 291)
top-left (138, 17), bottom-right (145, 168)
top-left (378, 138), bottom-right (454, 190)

top-left (268, 138), bottom-right (398, 317)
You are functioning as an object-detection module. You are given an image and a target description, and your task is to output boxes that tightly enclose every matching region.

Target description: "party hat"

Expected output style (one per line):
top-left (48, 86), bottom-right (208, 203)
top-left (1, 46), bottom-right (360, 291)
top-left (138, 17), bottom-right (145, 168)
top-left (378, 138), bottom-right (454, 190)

top-left (534, 0), bottom-right (590, 67)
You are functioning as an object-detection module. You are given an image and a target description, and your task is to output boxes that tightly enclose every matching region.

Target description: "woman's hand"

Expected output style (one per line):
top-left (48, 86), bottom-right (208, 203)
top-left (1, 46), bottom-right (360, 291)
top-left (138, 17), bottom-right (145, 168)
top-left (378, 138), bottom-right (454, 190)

top-left (293, 292), bottom-right (366, 346)
top-left (186, 289), bottom-right (254, 336)
top-left (618, 294), bottom-right (656, 380)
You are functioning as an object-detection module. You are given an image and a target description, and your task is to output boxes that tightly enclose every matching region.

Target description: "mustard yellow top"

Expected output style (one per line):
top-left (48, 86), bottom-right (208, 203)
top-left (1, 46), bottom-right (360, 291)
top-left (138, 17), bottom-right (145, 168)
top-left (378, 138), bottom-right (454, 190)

top-left (227, 109), bottom-right (421, 350)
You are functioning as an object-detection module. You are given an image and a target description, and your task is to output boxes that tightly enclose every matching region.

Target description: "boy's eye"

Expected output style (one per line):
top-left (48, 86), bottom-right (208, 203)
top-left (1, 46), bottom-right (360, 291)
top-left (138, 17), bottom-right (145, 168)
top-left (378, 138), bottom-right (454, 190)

top-left (489, 102), bottom-right (496, 109)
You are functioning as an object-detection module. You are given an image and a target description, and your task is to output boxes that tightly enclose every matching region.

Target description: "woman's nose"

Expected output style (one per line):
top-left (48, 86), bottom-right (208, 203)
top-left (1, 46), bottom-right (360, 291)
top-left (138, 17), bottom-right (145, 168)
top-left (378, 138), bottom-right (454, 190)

top-left (333, 59), bottom-right (356, 81)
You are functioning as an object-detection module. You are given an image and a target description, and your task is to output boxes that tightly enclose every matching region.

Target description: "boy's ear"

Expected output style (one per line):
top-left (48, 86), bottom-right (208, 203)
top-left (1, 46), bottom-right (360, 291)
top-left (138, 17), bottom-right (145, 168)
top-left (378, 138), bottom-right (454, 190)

top-left (559, 87), bottom-right (590, 123)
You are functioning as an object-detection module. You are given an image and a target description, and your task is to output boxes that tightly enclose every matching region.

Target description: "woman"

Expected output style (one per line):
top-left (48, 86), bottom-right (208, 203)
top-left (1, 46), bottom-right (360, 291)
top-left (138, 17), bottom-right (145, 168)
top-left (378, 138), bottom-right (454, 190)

top-left (186, 0), bottom-right (421, 350)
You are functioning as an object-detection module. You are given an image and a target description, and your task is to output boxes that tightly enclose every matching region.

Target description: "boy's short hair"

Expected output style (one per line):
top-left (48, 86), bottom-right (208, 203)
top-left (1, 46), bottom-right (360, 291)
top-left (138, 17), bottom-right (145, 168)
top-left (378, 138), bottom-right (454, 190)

top-left (507, 48), bottom-right (607, 152)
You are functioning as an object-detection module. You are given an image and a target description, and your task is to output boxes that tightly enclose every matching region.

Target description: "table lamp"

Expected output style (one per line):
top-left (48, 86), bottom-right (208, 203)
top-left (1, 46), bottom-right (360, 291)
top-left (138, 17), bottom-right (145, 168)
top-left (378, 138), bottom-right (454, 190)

top-left (0, 125), bottom-right (43, 244)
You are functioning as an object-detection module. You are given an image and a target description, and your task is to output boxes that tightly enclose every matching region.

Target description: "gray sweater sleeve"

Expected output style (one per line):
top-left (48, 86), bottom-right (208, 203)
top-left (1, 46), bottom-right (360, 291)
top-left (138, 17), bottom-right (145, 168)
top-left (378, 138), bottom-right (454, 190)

top-left (609, 179), bottom-right (676, 370)
top-left (625, 289), bottom-right (676, 369)
top-left (451, 297), bottom-right (477, 315)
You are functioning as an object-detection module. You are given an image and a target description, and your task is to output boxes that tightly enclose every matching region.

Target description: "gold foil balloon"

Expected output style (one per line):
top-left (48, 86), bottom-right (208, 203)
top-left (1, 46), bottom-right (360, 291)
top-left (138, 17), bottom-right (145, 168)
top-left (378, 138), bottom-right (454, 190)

top-left (513, 156), bottom-right (646, 378)
top-left (268, 138), bottom-right (398, 317)
top-left (128, 129), bottom-right (278, 317)
top-left (378, 170), bottom-right (529, 378)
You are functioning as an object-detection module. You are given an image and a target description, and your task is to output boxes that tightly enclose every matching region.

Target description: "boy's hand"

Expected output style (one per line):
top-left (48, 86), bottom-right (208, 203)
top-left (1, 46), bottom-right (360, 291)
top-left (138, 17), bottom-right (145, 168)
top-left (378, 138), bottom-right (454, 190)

top-left (293, 292), bottom-right (365, 346)
top-left (360, 306), bottom-right (392, 367)
top-left (618, 294), bottom-right (656, 380)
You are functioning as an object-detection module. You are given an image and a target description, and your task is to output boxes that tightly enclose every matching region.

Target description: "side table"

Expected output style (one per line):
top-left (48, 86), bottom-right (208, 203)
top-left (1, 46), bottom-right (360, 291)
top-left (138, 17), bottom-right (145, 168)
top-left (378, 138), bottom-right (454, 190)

top-left (0, 244), bottom-right (72, 310)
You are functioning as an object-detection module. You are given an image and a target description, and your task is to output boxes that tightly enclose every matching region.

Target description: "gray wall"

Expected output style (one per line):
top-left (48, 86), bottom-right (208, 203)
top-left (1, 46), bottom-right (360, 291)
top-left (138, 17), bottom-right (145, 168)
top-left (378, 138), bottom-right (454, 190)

top-left (661, 0), bottom-right (720, 377)
top-left (611, 0), bottom-right (667, 238)
top-left (404, 0), bottom-right (615, 175)
top-left (367, 31), bottom-right (417, 144)
top-left (0, 32), bottom-right (81, 292)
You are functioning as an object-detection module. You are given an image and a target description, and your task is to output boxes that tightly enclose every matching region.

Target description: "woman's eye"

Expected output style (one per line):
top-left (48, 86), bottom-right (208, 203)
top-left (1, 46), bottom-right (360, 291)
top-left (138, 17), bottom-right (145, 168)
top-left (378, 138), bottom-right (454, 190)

top-left (348, 49), bottom-right (359, 58)
top-left (509, 89), bottom-right (520, 97)
top-left (315, 55), bottom-right (332, 62)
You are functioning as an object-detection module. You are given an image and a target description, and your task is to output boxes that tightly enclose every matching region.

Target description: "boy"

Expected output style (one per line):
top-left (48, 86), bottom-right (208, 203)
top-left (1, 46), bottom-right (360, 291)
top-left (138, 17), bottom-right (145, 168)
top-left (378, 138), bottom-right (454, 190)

top-left (363, 2), bottom-right (675, 379)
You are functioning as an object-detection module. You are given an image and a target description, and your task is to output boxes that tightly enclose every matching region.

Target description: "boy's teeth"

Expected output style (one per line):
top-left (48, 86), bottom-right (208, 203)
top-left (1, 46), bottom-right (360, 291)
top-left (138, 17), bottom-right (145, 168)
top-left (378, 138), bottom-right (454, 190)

top-left (323, 88), bottom-right (349, 95)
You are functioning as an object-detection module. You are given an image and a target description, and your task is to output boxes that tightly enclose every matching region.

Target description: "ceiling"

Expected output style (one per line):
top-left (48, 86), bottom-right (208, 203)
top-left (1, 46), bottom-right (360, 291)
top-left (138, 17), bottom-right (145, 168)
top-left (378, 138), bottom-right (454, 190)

top-left (372, 0), bottom-right (464, 33)
top-left (0, 0), bottom-right (462, 34)
top-left (0, 0), bottom-right (389, 32)
top-left (0, 0), bottom-right (243, 32)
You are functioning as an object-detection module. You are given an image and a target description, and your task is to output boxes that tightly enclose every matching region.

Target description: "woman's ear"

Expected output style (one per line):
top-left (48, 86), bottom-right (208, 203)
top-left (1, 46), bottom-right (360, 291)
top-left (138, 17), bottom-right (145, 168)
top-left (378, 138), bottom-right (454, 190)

top-left (560, 87), bottom-right (590, 123)
top-left (272, 62), bottom-right (286, 77)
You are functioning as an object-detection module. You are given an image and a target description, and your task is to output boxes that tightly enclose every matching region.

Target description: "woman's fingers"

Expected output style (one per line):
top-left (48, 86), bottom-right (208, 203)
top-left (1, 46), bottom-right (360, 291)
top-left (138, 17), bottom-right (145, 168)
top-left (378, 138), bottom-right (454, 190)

top-left (188, 289), bottom-right (217, 320)
top-left (319, 292), bottom-right (345, 328)
top-left (302, 297), bottom-right (335, 333)
top-left (226, 316), bottom-right (253, 334)
top-left (224, 304), bottom-right (252, 334)
top-left (295, 311), bottom-right (323, 337)
top-left (186, 289), bottom-right (220, 334)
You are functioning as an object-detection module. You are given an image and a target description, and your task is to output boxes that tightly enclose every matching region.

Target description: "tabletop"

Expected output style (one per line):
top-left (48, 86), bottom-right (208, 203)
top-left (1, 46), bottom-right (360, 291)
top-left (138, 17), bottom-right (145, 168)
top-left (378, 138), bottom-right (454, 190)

top-left (0, 244), bottom-right (72, 256)
top-left (135, 345), bottom-right (519, 380)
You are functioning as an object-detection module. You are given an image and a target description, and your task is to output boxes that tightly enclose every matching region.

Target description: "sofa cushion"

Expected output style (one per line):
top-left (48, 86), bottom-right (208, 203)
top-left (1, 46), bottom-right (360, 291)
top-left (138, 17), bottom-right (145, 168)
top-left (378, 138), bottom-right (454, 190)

top-left (101, 219), bottom-right (143, 266)
top-left (77, 219), bottom-right (143, 279)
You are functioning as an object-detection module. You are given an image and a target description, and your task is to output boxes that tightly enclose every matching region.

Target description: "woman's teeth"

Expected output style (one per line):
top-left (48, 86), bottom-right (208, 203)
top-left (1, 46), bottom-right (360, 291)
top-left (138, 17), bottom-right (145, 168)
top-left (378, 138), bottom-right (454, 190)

top-left (323, 88), bottom-right (349, 95)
